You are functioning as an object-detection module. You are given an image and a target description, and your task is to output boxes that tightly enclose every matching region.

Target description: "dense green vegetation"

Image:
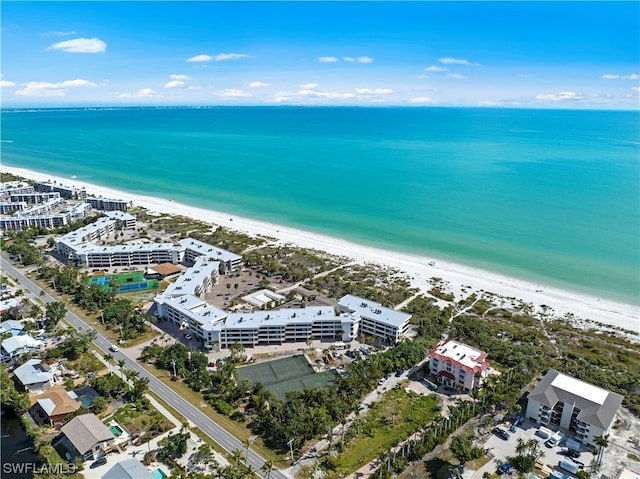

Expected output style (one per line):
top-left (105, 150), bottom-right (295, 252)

top-left (308, 263), bottom-right (417, 307)
top-left (244, 245), bottom-right (348, 283)
top-left (142, 342), bottom-right (211, 391)
top-left (1, 364), bottom-right (30, 414)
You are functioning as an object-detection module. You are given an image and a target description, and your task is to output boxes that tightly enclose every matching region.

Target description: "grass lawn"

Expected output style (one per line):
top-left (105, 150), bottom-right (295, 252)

top-left (327, 387), bottom-right (441, 478)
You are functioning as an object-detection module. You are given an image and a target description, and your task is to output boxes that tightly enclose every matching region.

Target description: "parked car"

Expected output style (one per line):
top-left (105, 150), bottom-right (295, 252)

top-left (493, 427), bottom-right (510, 440)
top-left (395, 369), bottom-right (405, 377)
top-left (184, 334), bottom-right (193, 340)
top-left (497, 464), bottom-right (512, 475)
top-left (89, 457), bottom-right (107, 469)
top-left (378, 378), bottom-right (386, 386)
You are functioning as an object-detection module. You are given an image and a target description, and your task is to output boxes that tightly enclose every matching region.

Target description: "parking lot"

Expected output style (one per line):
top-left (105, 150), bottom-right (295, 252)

top-left (469, 419), bottom-right (590, 479)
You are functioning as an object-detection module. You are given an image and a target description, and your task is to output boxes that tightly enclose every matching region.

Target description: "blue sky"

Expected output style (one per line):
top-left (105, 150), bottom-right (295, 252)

top-left (1, 1), bottom-right (639, 108)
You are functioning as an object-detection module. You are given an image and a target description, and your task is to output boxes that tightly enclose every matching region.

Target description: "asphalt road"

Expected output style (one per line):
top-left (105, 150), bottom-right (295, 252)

top-left (1, 257), bottom-right (290, 479)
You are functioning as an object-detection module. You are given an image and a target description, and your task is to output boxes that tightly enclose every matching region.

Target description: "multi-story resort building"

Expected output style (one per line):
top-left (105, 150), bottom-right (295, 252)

top-left (56, 214), bottom-right (188, 268)
top-left (154, 255), bottom-right (411, 349)
top-left (427, 339), bottom-right (491, 392)
top-left (86, 196), bottom-right (132, 212)
top-left (0, 201), bottom-right (91, 231)
top-left (178, 238), bottom-right (243, 272)
top-left (337, 295), bottom-right (412, 343)
top-left (34, 180), bottom-right (87, 200)
top-left (525, 370), bottom-right (624, 447)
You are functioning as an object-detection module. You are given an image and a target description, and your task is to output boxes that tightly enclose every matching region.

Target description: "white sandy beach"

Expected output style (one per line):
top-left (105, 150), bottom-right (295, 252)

top-left (4, 165), bottom-right (639, 335)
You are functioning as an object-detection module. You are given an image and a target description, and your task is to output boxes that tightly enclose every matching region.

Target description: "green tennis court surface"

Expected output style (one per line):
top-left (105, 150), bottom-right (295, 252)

top-left (237, 355), bottom-right (338, 399)
top-left (89, 271), bottom-right (159, 293)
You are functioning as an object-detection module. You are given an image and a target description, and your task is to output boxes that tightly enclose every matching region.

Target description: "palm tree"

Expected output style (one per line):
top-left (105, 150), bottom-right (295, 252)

top-left (117, 359), bottom-right (126, 370)
top-left (515, 438), bottom-right (528, 457)
top-left (594, 435), bottom-right (609, 467)
top-left (261, 460), bottom-right (273, 479)
top-left (103, 353), bottom-right (113, 375)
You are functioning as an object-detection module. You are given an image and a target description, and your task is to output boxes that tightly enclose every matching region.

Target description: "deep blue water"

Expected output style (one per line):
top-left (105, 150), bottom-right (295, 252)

top-left (1, 106), bottom-right (638, 304)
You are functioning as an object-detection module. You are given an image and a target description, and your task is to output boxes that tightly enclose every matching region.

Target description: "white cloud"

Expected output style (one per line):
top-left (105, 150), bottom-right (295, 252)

top-left (600, 74), bottom-right (639, 80)
top-left (343, 57), bottom-right (355, 62)
top-left (214, 53), bottom-right (254, 61)
top-left (165, 80), bottom-right (186, 89)
top-left (446, 73), bottom-right (466, 79)
top-left (170, 74), bottom-right (191, 81)
top-left (60, 79), bottom-right (97, 87)
top-left (248, 81), bottom-right (270, 88)
top-left (631, 87), bottom-right (640, 93)
top-left (0, 80), bottom-right (16, 88)
top-left (187, 86), bottom-right (202, 90)
top-left (300, 83), bottom-right (318, 89)
top-left (410, 97), bottom-right (434, 104)
top-left (214, 89), bottom-right (254, 98)
top-left (187, 54), bottom-right (213, 62)
top-left (318, 56), bottom-right (339, 63)
top-left (46, 37), bottom-right (107, 53)
top-left (439, 57), bottom-right (480, 66)
top-left (15, 79), bottom-right (98, 96)
top-left (118, 88), bottom-right (160, 99)
top-left (518, 73), bottom-right (528, 78)
top-left (357, 56), bottom-right (373, 64)
top-left (535, 91), bottom-right (584, 102)
top-left (356, 88), bottom-right (393, 95)
top-left (40, 30), bottom-right (77, 37)
top-left (425, 65), bottom-right (447, 72)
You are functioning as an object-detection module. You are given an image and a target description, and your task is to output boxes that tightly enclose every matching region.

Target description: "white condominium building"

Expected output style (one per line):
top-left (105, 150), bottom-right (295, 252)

top-left (526, 370), bottom-right (624, 447)
top-left (35, 181), bottom-right (87, 200)
top-left (178, 238), bottom-right (243, 272)
top-left (428, 339), bottom-right (491, 392)
top-left (337, 294), bottom-right (412, 343)
top-left (86, 197), bottom-right (132, 212)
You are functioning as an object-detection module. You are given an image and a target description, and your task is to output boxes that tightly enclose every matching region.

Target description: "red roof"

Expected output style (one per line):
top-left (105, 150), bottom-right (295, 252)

top-left (428, 339), bottom-right (490, 374)
top-left (438, 370), bottom-right (456, 380)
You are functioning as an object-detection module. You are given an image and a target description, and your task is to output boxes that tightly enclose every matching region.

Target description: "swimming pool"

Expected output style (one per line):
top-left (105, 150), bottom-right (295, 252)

top-left (152, 468), bottom-right (168, 479)
top-left (109, 425), bottom-right (124, 437)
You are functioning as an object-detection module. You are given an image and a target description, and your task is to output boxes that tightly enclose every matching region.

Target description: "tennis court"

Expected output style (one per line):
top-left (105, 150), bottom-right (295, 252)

top-left (89, 272), bottom-right (159, 293)
top-left (237, 355), bottom-right (338, 399)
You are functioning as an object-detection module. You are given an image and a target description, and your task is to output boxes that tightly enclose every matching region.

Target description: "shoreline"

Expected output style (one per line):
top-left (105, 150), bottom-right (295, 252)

top-left (3, 165), bottom-right (639, 335)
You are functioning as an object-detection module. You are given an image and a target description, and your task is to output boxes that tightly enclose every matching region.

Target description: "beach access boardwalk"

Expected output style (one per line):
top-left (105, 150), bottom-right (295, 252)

top-left (0, 256), bottom-right (292, 479)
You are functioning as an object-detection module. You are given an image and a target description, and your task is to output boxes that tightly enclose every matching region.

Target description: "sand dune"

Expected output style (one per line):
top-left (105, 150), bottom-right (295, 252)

top-left (4, 165), bottom-right (638, 335)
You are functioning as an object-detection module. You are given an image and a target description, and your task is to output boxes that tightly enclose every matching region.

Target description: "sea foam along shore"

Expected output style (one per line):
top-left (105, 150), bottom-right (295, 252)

top-left (4, 165), bottom-right (639, 336)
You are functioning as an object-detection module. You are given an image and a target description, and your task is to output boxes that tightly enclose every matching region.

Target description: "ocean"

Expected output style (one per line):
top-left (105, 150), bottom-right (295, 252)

top-left (1, 107), bottom-right (638, 305)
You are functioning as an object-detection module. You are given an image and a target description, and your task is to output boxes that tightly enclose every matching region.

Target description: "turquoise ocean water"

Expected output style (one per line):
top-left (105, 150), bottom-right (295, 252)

top-left (1, 107), bottom-right (638, 305)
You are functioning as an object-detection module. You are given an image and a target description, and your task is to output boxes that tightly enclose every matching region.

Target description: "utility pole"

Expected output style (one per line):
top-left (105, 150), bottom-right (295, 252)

top-left (287, 438), bottom-right (294, 464)
top-left (170, 359), bottom-right (177, 377)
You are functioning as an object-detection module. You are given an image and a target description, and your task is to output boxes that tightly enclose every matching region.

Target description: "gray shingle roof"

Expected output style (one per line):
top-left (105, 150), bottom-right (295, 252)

top-left (101, 459), bottom-right (154, 479)
top-left (61, 414), bottom-right (115, 455)
top-left (528, 370), bottom-right (624, 430)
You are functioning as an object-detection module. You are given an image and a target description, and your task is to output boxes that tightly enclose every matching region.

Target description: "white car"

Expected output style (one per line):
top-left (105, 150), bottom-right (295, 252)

top-left (109, 345), bottom-right (119, 352)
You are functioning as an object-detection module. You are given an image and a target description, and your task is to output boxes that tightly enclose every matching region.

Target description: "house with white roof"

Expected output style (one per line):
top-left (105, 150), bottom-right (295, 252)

top-left (0, 319), bottom-right (25, 337)
top-left (13, 359), bottom-right (55, 393)
top-left (1, 335), bottom-right (45, 364)
top-left (525, 370), bottom-right (624, 447)
top-left (427, 339), bottom-right (491, 392)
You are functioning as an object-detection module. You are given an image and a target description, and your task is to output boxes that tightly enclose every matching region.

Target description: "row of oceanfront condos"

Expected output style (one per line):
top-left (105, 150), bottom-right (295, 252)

top-left (50, 216), bottom-right (413, 347)
top-left (0, 181), bottom-right (131, 231)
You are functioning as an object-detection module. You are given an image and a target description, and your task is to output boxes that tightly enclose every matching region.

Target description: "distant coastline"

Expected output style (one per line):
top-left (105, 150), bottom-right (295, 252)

top-left (3, 164), bottom-right (639, 335)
